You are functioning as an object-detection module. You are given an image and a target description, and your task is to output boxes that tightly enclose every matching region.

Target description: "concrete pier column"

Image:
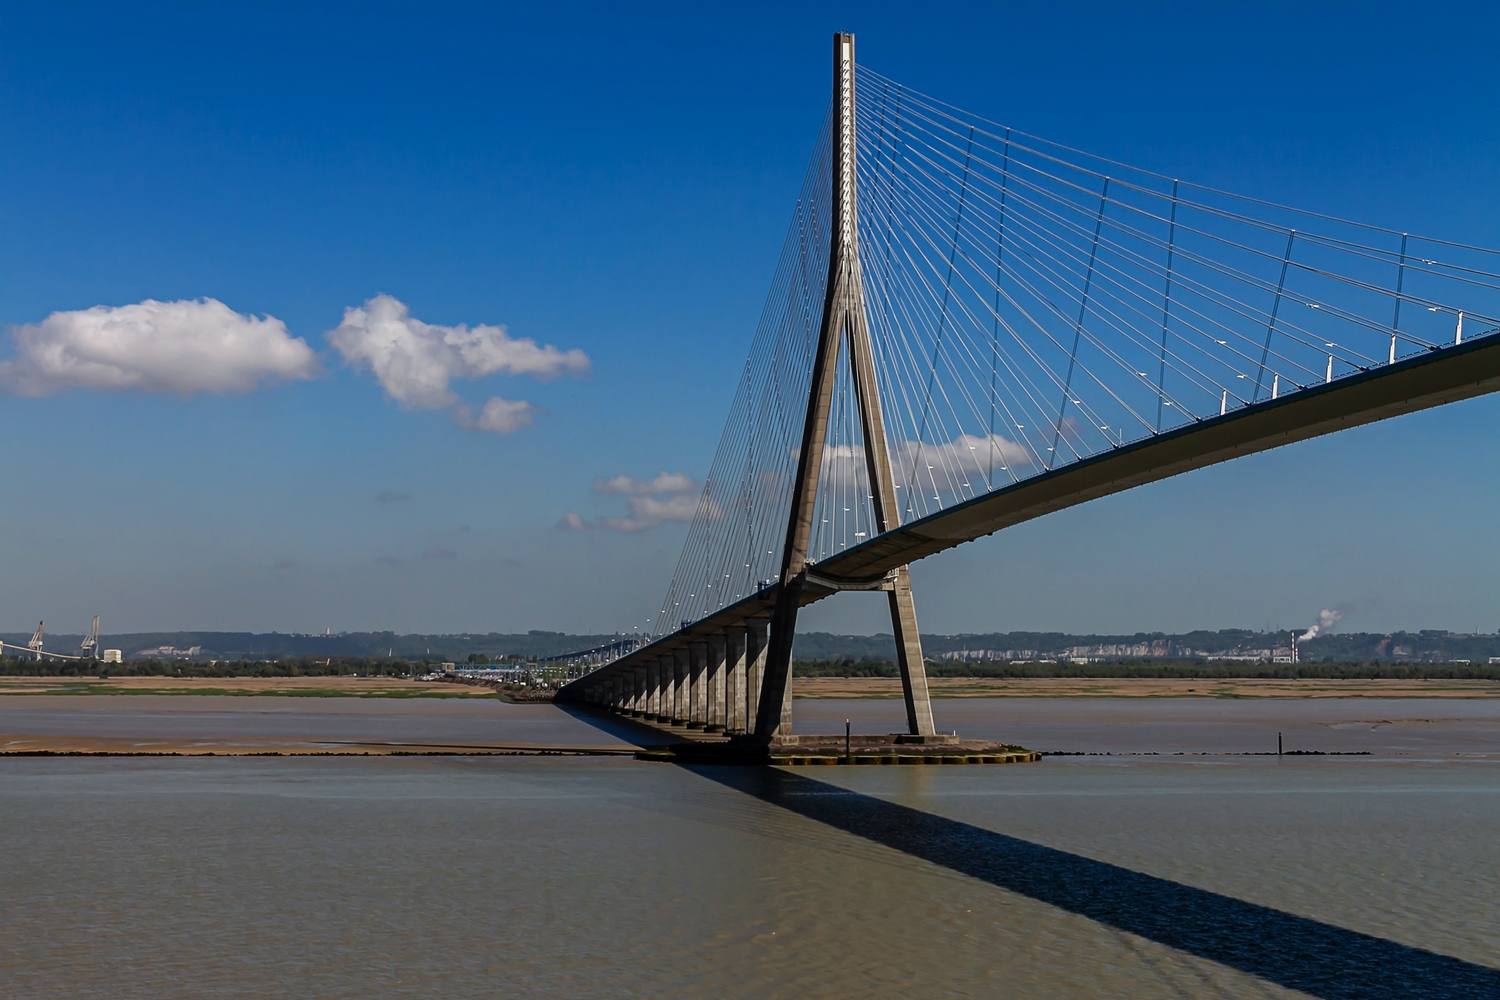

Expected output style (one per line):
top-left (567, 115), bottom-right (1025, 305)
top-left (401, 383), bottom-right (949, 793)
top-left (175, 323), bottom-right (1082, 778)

top-left (658, 654), bottom-right (675, 721)
top-left (612, 675), bottom-right (623, 710)
top-left (672, 648), bottom-right (691, 725)
top-left (724, 628), bottom-right (747, 733)
top-left (633, 665), bottom-right (647, 715)
top-left (647, 657), bottom-right (662, 719)
top-left (745, 619), bottom-right (769, 734)
top-left (687, 642), bottom-right (708, 728)
top-left (705, 635), bottom-right (726, 732)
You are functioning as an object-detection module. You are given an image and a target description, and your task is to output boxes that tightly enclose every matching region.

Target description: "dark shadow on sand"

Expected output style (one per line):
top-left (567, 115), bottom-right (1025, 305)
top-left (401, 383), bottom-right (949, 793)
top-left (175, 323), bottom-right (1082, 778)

top-left (683, 765), bottom-right (1498, 1000)
top-left (553, 702), bottom-right (670, 747)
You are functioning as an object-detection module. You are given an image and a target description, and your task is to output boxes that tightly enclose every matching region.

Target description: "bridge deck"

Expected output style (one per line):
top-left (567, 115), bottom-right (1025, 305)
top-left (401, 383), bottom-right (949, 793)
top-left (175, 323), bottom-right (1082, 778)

top-left (561, 331), bottom-right (1500, 697)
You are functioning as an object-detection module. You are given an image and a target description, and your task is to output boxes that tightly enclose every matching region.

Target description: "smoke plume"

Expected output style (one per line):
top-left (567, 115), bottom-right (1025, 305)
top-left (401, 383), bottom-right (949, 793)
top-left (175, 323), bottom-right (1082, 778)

top-left (1298, 608), bottom-right (1345, 642)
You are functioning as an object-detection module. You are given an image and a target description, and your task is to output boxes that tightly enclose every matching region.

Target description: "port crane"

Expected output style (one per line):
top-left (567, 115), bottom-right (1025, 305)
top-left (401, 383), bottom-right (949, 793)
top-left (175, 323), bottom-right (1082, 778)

top-left (1, 617), bottom-right (98, 661)
top-left (79, 616), bottom-right (99, 658)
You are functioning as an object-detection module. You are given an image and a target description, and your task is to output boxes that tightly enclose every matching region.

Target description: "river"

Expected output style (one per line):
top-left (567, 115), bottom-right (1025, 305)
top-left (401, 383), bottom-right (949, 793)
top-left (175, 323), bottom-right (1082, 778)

top-left (2, 697), bottom-right (1497, 998)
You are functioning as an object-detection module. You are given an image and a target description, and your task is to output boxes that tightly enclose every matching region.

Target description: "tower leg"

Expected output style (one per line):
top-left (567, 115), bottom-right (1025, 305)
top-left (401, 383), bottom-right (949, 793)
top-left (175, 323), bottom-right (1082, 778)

top-left (888, 567), bottom-right (935, 735)
top-left (754, 584), bottom-right (801, 741)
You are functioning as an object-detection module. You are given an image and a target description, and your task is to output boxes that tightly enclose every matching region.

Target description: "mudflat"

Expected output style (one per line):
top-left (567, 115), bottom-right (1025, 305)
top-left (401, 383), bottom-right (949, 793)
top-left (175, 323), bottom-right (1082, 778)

top-left (2, 692), bottom-right (1498, 756)
top-left (0, 675), bottom-right (492, 697)
top-left (795, 676), bottom-right (1500, 699)
top-left (796, 697), bottom-right (1500, 756)
top-left (4, 674), bottom-right (1498, 700)
top-left (0, 694), bottom-right (631, 756)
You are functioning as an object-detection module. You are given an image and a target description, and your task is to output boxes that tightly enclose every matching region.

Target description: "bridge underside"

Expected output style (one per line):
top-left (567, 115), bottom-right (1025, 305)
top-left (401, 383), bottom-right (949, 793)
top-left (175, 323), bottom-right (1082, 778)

top-left (559, 331), bottom-right (1500, 732)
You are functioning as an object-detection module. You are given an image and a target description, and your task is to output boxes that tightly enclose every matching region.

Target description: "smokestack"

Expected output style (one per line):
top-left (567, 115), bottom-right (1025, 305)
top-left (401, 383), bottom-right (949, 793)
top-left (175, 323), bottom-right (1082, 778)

top-left (1291, 630), bottom-right (1299, 664)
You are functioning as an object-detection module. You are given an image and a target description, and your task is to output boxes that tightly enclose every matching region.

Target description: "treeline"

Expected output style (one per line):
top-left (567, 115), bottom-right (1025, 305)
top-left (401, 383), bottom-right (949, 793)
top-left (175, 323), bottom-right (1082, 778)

top-left (0, 630), bottom-right (625, 662)
top-left (9, 653), bottom-right (1499, 681)
top-left (1, 656), bottom-right (425, 678)
top-left (792, 658), bottom-right (1500, 680)
top-left (10, 627), bottom-right (1499, 665)
top-left (793, 629), bottom-right (1500, 662)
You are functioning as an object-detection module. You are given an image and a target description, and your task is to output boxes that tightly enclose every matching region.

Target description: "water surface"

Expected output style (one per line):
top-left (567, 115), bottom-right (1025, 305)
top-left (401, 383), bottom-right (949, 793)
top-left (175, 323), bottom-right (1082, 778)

top-left (3, 753), bottom-right (1496, 999)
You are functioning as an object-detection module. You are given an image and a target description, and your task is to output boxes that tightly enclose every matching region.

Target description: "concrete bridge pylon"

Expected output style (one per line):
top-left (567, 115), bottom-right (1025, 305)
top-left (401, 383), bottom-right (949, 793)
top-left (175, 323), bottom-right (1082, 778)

top-left (753, 32), bottom-right (936, 743)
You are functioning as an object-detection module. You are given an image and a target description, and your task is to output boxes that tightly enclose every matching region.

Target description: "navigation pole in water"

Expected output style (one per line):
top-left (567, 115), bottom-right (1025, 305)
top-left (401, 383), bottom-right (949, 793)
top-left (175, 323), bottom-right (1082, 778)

top-left (753, 32), bottom-right (937, 741)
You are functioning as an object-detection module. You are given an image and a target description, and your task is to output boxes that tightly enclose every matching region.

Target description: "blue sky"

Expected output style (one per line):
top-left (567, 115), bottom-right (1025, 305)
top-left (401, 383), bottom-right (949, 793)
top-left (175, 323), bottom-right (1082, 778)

top-left (2, 1), bottom-right (1498, 637)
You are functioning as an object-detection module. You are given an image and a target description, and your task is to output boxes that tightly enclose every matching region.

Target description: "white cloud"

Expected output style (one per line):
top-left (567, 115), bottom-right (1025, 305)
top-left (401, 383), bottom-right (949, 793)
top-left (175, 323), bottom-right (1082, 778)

top-left (893, 433), bottom-right (1032, 488)
top-left (0, 298), bottom-right (317, 396)
top-left (327, 294), bottom-right (589, 410)
top-left (593, 472), bottom-right (695, 495)
top-left (816, 433), bottom-right (1032, 492)
top-left (563, 470), bottom-right (716, 532)
top-left (452, 396), bottom-right (536, 435)
top-left (600, 493), bottom-right (712, 533)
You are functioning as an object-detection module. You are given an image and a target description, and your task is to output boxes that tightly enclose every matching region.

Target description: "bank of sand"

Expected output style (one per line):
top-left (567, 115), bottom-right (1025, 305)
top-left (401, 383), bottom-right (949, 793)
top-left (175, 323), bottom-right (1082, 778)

top-left (3, 674), bottom-right (1498, 699)
top-left (0, 693), bottom-right (630, 756)
top-left (2, 688), bottom-right (1498, 756)
top-left (798, 676), bottom-right (1500, 699)
top-left (0, 675), bottom-right (494, 697)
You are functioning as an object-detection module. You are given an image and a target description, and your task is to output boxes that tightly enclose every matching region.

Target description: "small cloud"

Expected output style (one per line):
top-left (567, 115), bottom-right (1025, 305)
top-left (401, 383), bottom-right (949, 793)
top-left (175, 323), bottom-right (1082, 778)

top-left (593, 472), bottom-right (695, 495)
top-left (452, 396), bottom-right (535, 435)
top-left (0, 298), bottom-right (318, 396)
top-left (326, 294), bottom-right (587, 433)
top-left (375, 490), bottom-right (412, 503)
top-left (272, 559), bottom-right (298, 571)
top-left (376, 555), bottom-right (403, 567)
top-left (570, 470), bottom-right (711, 532)
top-left (602, 493), bottom-right (715, 533)
top-left (421, 547), bottom-right (458, 560)
top-left (817, 435), bottom-right (1033, 493)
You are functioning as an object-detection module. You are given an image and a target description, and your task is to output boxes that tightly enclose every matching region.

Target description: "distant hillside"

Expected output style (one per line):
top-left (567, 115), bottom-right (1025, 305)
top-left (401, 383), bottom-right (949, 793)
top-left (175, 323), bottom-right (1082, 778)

top-left (4, 627), bottom-right (1498, 665)
top-left (795, 629), bottom-right (1500, 665)
top-left (0, 630), bottom-right (623, 662)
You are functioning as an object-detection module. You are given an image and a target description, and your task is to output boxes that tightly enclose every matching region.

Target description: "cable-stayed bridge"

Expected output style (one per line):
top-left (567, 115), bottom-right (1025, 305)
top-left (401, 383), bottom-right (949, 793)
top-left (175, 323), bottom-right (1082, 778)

top-left (559, 33), bottom-right (1500, 742)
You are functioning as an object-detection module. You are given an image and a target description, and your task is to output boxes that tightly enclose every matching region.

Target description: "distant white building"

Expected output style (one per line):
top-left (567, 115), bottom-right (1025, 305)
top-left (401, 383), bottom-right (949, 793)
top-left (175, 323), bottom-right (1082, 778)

top-left (102, 649), bottom-right (123, 664)
top-left (133, 645), bottom-right (202, 660)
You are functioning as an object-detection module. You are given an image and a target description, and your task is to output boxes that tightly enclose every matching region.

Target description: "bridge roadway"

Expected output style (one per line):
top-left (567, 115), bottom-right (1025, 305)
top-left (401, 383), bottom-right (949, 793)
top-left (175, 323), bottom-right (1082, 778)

top-left (558, 330), bottom-right (1500, 728)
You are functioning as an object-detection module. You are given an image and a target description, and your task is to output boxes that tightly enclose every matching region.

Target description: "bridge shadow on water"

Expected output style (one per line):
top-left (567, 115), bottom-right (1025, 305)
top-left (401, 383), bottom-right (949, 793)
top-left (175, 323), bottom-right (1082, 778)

top-left (681, 764), bottom-right (1498, 1000)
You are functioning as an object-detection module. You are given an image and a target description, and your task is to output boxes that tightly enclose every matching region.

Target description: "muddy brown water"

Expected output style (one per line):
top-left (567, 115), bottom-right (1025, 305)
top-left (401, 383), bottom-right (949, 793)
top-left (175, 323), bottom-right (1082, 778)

top-left (2, 696), bottom-right (1496, 998)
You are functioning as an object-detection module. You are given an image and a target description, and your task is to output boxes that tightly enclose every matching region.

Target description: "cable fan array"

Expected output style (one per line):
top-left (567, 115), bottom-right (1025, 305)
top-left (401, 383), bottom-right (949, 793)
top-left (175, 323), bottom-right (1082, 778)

top-left (654, 66), bottom-right (1500, 636)
top-left (652, 110), bottom-right (832, 635)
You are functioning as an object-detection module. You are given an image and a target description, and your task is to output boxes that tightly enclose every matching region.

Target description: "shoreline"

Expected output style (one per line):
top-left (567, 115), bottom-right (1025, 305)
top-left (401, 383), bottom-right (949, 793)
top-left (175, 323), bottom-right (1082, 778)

top-left (0, 676), bottom-right (503, 698)
top-left (0, 734), bottom-right (634, 756)
top-left (795, 676), bottom-right (1500, 699)
top-left (4, 691), bottom-right (1496, 756)
top-left (3, 675), bottom-right (1500, 699)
